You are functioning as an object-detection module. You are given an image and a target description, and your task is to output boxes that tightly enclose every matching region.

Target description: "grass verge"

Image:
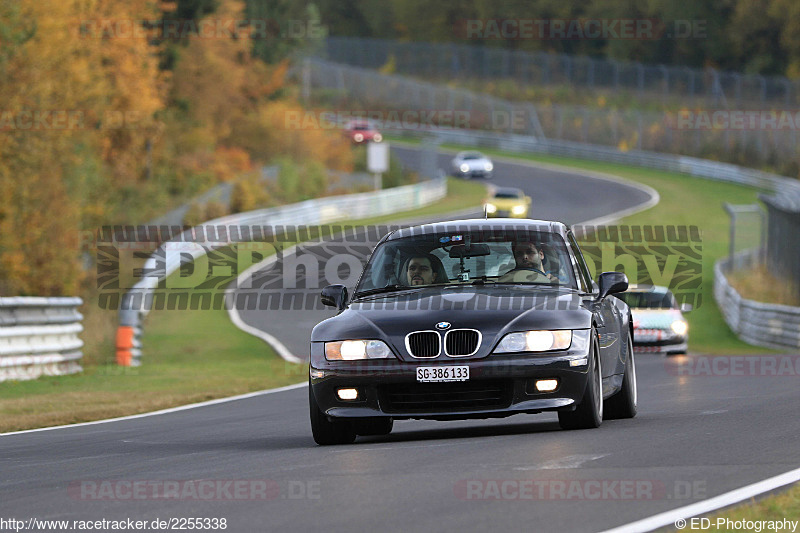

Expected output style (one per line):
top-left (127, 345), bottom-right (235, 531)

top-left (702, 484), bottom-right (800, 527)
top-left (0, 178), bottom-right (487, 433)
top-left (727, 265), bottom-right (800, 307)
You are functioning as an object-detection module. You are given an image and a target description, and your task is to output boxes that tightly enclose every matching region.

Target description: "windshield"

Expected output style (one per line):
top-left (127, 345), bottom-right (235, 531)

top-left (616, 291), bottom-right (677, 309)
top-left (461, 152), bottom-right (483, 160)
top-left (355, 229), bottom-right (578, 295)
top-left (493, 190), bottom-right (522, 199)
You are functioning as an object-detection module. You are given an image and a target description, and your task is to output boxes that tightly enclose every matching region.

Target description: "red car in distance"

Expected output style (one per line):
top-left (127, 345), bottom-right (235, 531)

top-left (343, 120), bottom-right (383, 144)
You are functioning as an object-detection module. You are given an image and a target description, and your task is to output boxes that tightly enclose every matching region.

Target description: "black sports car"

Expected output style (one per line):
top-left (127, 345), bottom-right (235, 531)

top-left (309, 219), bottom-right (637, 445)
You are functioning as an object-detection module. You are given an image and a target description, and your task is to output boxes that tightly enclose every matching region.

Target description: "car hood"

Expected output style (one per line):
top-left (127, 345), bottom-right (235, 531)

top-left (488, 198), bottom-right (526, 208)
top-left (632, 309), bottom-right (684, 329)
top-left (312, 286), bottom-right (592, 361)
top-left (456, 158), bottom-right (490, 168)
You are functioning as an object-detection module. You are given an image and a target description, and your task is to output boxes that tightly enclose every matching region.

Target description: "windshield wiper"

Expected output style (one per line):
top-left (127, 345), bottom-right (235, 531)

top-left (353, 284), bottom-right (416, 299)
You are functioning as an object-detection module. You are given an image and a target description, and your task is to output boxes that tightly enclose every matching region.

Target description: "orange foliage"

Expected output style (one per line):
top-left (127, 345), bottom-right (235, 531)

top-left (0, 0), bottom-right (165, 295)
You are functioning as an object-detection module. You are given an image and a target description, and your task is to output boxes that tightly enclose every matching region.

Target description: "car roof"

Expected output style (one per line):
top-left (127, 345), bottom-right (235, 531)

top-left (386, 218), bottom-right (569, 241)
top-left (491, 187), bottom-right (524, 197)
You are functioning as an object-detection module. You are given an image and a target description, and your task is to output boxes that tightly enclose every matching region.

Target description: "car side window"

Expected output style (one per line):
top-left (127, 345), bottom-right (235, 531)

top-left (567, 232), bottom-right (594, 293)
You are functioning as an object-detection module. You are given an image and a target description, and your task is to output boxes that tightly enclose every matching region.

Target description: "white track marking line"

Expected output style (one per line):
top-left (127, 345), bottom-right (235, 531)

top-left (0, 382), bottom-right (307, 437)
top-left (226, 242), bottom-right (305, 364)
top-left (598, 466), bottom-right (800, 533)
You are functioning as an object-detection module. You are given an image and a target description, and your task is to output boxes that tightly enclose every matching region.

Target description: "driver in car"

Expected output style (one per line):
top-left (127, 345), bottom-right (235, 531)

top-left (498, 241), bottom-right (558, 283)
top-left (406, 255), bottom-right (440, 286)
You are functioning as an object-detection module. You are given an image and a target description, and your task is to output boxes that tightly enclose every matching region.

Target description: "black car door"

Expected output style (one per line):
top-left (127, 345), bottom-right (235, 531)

top-left (567, 232), bottom-right (621, 380)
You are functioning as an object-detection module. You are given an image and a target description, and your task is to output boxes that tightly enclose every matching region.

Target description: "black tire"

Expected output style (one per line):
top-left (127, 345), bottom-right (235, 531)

top-left (353, 417), bottom-right (393, 436)
top-left (558, 331), bottom-right (603, 430)
top-left (309, 385), bottom-right (356, 445)
top-left (605, 333), bottom-right (638, 420)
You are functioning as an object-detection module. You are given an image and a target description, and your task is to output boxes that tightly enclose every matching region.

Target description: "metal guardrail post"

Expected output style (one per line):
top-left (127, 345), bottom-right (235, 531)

top-left (0, 297), bottom-right (84, 382)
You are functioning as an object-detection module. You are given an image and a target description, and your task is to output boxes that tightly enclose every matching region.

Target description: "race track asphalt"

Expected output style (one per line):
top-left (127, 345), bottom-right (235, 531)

top-left (2, 356), bottom-right (799, 533)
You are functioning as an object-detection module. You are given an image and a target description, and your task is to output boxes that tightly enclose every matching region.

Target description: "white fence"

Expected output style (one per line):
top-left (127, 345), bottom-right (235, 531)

top-left (715, 251), bottom-right (800, 350)
top-left (0, 297), bottom-right (84, 382)
top-left (116, 177), bottom-right (448, 365)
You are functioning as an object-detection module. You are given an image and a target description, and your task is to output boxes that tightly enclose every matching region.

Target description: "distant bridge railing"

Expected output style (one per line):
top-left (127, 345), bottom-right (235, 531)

top-left (0, 297), bottom-right (84, 382)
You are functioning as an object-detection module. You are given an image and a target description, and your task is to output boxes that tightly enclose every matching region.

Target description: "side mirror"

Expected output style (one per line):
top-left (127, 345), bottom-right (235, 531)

top-left (680, 303), bottom-right (693, 313)
top-left (597, 272), bottom-right (628, 300)
top-left (321, 285), bottom-right (348, 310)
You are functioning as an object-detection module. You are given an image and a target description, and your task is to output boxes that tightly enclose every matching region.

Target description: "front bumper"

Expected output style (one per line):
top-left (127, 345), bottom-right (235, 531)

top-left (456, 169), bottom-right (493, 178)
top-left (310, 352), bottom-right (591, 421)
top-left (486, 209), bottom-right (528, 219)
top-left (633, 328), bottom-right (687, 354)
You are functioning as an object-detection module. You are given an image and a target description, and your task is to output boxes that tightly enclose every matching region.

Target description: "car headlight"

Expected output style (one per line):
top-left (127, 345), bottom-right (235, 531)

top-left (325, 340), bottom-right (393, 360)
top-left (373, 133), bottom-right (383, 142)
top-left (494, 330), bottom-right (572, 353)
top-left (484, 162), bottom-right (493, 171)
top-left (484, 203), bottom-right (497, 214)
top-left (460, 163), bottom-right (470, 173)
top-left (511, 204), bottom-right (527, 215)
top-left (670, 320), bottom-right (688, 336)
top-left (354, 133), bottom-right (364, 142)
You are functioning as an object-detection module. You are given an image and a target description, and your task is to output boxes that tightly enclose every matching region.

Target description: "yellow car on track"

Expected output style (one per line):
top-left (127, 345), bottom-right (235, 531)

top-left (484, 187), bottom-right (531, 218)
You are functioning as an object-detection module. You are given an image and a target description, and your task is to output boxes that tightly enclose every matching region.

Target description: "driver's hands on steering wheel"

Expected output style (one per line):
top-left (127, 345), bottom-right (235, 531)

top-left (498, 267), bottom-right (556, 283)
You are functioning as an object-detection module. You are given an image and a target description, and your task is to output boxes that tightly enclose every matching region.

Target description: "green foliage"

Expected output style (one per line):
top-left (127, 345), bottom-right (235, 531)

top-left (299, 160), bottom-right (329, 199)
top-left (230, 174), bottom-right (272, 213)
top-left (183, 200), bottom-right (228, 226)
top-left (276, 156), bottom-right (300, 200)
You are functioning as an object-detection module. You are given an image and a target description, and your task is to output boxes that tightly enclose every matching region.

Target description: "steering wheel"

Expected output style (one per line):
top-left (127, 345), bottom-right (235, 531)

top-left (509, 266), bottom-right (548, 277)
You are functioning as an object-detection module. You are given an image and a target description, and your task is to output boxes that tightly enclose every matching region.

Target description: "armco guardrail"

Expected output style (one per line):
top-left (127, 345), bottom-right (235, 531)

top-left (0, 297), bottom-right (84, 382)
top-left (715, 252), bottom-right (800, 350)
top-left (116, 177), bottom-right (448, 366)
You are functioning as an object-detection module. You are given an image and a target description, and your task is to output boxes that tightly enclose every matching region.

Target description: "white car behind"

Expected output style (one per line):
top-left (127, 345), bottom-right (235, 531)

top-left (451, 151), bottom-right (493, 179)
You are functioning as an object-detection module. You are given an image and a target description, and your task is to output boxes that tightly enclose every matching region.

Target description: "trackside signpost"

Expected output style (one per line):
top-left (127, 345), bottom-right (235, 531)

top-left (368, 141), bottom-right (389, 190)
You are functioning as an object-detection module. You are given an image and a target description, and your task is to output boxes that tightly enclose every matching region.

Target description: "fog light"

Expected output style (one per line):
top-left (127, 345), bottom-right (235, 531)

top-left (337, 388), bottom-right (359, 401)
top-left (535, 379), bottom-right (558, 392)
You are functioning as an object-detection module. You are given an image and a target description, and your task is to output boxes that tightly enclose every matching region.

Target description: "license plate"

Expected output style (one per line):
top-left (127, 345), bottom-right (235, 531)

top-left (635, 329), bottom-right (662, 342)
top-left (416, 366), bottom-right (469, 382)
